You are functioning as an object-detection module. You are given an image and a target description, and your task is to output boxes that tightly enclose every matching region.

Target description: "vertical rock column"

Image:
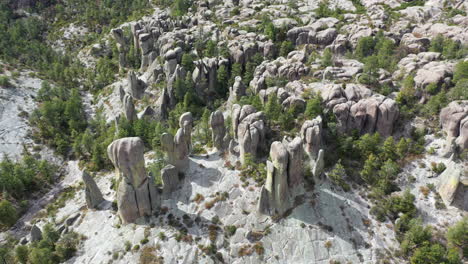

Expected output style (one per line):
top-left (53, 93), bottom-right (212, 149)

top-left (161, 112), bottom-right (193, 173)
top-left (210, 110), bottom-right (226, 151)
top-left (107, 137), bottom-right (160, 224)
top-left (82, 171), bottom-right (104, 209)
top-left (258, 139), bottom-right (304, 216)
top-left (111, 28), bottom-right (128, 71)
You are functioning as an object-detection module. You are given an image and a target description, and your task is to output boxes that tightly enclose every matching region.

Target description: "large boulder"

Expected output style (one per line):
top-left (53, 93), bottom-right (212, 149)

top-left (300, 116), bottom-right (323, 159)
top-left (210, 110), bottom-right (226, 151)
top-left (161, 165), bottom-right (180, 196)
top-left (107, 137), bottom-right (159, 223)
top-left (82, 171), bottom-right (104, 209)
top-left (161, 112), bottom-right (193, 172)
top-left (440, 101), bottom-right (468, 150)
top-left (231, 105), bottom-right (266, 165)
top-left (437, 160), bottom-right (467, 210)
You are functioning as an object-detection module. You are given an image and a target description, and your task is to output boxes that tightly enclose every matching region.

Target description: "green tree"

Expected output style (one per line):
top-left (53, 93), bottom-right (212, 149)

top-left (28, 247), bottom-right (53, 264)
top-left (216, 64), bottom-right (229, 97)
top-left (447, 217), bottom-right (467, 257)
top-left (304, 96), bottom-right (322, 119)
top-left (448, 79), bottom-right (468, 100)
top-left (453, 61), bottom-right (468, 83)
top-left (264, 94), bottom-right (282, 121)
top-left (361, 154), bottom-right (380, 185)
top-left (0, 200), bottom-right (17, 228)
top-left (381, 136), bottom-right (397, 161)
top-left (279, 41), bottom-right (294, 57)
top-left (328, 160), bottom-right (349, 191)
top-left (410, 243), bottom-right (446, 264)
top-left (354, 36), bottom-right (375, 59)
top-left (321, 48), bottom-right (333, 67)
top-left (229, 63), bottom-right (243, 87)
top-left (174, 78), bottom-right (186, 102)
top-left (15, 245), bottom-right (29, 264)
top-left (181, 53), bottom-right (194, 72)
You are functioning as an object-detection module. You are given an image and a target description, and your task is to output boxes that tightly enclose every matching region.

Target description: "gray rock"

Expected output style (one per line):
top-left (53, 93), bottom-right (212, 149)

top-left (107, 137), bottom-right (156, 223)
top-left (122, 94), bottom-right (137, 122)
top-left (30, 225), bottom-right (42, 242)
top-left (162, 165), bottom-right (180, 196)
top-left (312, 149), bottom-right (325, 182)
top-left (82, 171), bottom-right (104, 209)
top-left (437, 160), bottom-right (466, 209)
top-left (440, 101), bottom-right (468, 150)
top-left (229, 76), bottom-right (246, 103)
top-left (210, 110), bottom-right (226, 151)
top-left (127, 70), bottom-right (146, 100)
top-left (111, 28), bottom-right (128, 69)
top-left (161, 113), bottom-right (193, 172)
top-left (65, 213), bottom-right (81, 226)
top-left (300, 116), bottom-right (323, 160)
top-left (138, 106), bottom-right (156, 121)
top-left (286, 137), bottom-right (303, 189)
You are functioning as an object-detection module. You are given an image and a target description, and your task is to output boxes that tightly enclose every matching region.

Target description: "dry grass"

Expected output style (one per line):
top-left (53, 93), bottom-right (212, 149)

top-left (193, 193), bottom-right (205, 204)
top-left (324, 240), bottom-right (332, 249)
top-left (419, 186), bottom-right (430, 197)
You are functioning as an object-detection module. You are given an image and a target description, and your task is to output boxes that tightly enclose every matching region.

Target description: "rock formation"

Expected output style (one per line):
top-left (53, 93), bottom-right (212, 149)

top-left (300, 116), bottom-right (323, 160)
top-left (228, 76), bottom-right (246, 103)
top-left (127, 70), bottom-right (146, 100)
top-left (258, 139), bottom-right (304, 216)
top-left (440, 101), bottom-right (468, 151)
top-left (107, 137), bottom-right (160, 224)
top-left (231, 104), bottom-right (266, 165)
top-left (161, 112), bottom-right (193, 172)
top-left (30, 225), bottom-right (42, 242)
top-left (437, 159), bottom-right (467, 210)
top-left (209, 110), bottom-right (226, 151)
top-left (122, 94), bottom-right (137, 122)
top-left (82, 171), bottom-right (104, 209)
top-left (161, 164), bottom-right (179, 196)
top-left (111, 28), bottom-right (128, 70)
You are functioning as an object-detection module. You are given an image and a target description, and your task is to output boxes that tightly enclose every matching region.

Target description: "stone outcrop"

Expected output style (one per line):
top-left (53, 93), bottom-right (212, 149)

top-left (161, 112), bottom-right (193, 172)
top-left (413, 61), bottom-right (454, 89)
top-left (300, 116), bottom-right (323, 160)
top-left (30, 225), bottom-right (42, 242)
top-left (122, 94), bottom-right (137, 122)
top-left (258, 139), bottom-right (303, 216)
top-left (437, 159), bottom-right (467, 210)
top-left (111, 28), bottom-right (128, 70)
top-left (307, 83), bottom-right (399, 137)
top-left (161, 164), bottom-right (180, 196)
top-left (312, 149), bottom-right (325, 181)
top-left (440, 101), bottom-right (468, 150)
top-left (82, 171), bottom-right (104, 209)
top-left (127, 70), bottom-right (146, 100)
top-left (231, 104), bottom-right (266, 165)
top-left (228, 76), bottom-right (246, 103)
top-left (210, 110), bottom-right (226, 151)
top-left (107, 137), bottom-right (160, 224)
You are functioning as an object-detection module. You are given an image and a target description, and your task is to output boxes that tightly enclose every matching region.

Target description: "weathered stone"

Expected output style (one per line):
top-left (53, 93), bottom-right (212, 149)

top-left (30, 225), bottom-right (42, 242)
top-left (437, 160), bottom-right (466, 210)
top-left (286, 137), bottom-right (303, 189)
top-left (161, 113), bottom-right (193, 172)
top-left (210, 110), bottom-right (226, 151)
top-left (82, 171), bottom-right (104, 209)
top-left (300, 116), bottom-right (322, 159)
top-left (229, 76), bottom-right (246, 103)
top-left (127, 70), bottom-right (146, 100)
top-left (111, 28), bottom-right (128, 69)
top-left (440, 101), bottom-right (468, 150)
top-left (122, 94), bottom-right (137, 122)
top-left (107, 137), bottom-right (156, 224)
top-left (312, 149), bottom-right (325, 182)
top-left (269, 141), bottom-right (290, 215)
top-left (161, 165), bottom-right (179, 196)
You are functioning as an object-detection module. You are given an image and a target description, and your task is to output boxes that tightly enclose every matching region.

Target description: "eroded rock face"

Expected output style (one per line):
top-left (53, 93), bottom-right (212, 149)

top-left (122, 94), bottom-right (137, 122)
top-left (231, 104), bottom-right (266, 165)
top-left (161, 112), bottom-right (193, 172)
top-left (161, 164), bottom-right (179, 196)
top-left (440, 101), bottom-right (468, 150)
top-left (210, 110), bottom-right (226, 151)
top-left (127, 70), bottom-right (146, 100)
top-left (111, 28), bottom-right (128, 70)
top-left (437, 159), bottom-right (467, 210)
top-left (258, 140), bottom-right (303, 216)
top-left (300, 116), bottom-right (323, 160)
top-left (228, 76), bottom-right (246, 103)
top-left (107, 137), bottom-right (159, 224)
top-left (82, 171), bottom-right (104, 209)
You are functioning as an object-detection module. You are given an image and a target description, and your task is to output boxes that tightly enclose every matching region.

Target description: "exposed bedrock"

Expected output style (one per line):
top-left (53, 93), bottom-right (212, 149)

top-left (107, 137), bottom-right (160, 224)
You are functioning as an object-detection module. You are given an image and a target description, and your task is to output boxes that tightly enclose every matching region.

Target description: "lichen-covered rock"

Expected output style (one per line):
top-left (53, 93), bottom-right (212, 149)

top-left (210, 110), bottom-right (226, 151)
top-left (82, 171), bottom-right (104, 209)
top-left (107, 137), bottom-right (157, 223)
top-left (437, 159), bottom-right (466, 210)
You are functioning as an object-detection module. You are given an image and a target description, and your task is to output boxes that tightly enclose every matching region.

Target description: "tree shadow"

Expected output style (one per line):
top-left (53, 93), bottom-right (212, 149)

top-left (288, 182), bottom-right (369, 248)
